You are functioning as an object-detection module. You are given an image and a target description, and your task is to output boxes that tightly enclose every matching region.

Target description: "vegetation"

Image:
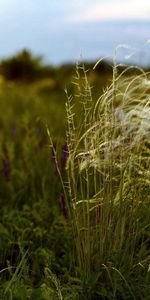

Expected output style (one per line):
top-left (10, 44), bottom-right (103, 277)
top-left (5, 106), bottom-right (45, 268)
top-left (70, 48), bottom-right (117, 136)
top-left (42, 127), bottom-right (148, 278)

top-left (0, 49), bottom-right (57, 82)
top-left (0, 51), bottom-right (150, 299)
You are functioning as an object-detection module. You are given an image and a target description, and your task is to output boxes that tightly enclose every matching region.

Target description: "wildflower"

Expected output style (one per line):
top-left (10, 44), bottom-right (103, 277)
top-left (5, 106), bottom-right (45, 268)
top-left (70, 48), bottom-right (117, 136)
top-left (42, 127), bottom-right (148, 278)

top-left (12, 126), bottom-right (17, 137)
top-left (60, 192), bottom-right (68, 218)
top-left (61, 143), bottom-right (68, 171)
top-left (35, 127), bottom-right (41, 137)
top-left (3, 156), bottom-right (11, 181)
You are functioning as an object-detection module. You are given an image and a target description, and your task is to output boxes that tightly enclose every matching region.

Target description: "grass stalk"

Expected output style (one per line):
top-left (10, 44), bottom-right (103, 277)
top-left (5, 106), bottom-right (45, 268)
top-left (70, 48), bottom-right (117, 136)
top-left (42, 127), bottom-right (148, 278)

top-left (65, 62), bottom-right (150, 297)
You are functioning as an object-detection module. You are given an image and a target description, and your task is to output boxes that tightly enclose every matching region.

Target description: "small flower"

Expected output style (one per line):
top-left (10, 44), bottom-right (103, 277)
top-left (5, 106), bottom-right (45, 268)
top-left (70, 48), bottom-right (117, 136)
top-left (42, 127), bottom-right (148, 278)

top-left (3, 156), bottom-right (11, 181)
top-left (12, 126), bottom-right (17, 137)
top-left (61, 143), bottom-right (68, 170)
top-left (35, 127), bottom-right (41, 137)
top-left (60, 192), bottom-right (68, 219)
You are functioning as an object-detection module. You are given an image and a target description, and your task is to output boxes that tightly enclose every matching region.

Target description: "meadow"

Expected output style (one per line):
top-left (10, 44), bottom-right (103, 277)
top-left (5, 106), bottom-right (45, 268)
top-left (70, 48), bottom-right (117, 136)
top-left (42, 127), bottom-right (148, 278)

top-left (0, 52), bottom-right (150, 299)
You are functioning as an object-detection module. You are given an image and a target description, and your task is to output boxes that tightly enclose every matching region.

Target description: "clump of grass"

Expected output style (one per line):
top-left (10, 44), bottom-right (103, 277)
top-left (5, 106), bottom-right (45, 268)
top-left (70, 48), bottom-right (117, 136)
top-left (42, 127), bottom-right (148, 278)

top-left (65, 62), bottom-right (150, 298)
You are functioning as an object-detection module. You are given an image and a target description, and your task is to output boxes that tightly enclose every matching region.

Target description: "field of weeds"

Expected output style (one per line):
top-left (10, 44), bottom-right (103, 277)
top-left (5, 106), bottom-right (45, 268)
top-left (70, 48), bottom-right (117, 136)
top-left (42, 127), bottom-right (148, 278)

top-left (0, 61), bottom-right (150, 299)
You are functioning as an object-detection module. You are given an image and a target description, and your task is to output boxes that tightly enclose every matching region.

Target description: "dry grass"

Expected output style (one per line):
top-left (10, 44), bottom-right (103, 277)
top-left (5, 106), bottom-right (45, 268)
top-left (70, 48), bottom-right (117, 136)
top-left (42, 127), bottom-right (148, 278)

top-left (65, 62), bottom-right (150, 298)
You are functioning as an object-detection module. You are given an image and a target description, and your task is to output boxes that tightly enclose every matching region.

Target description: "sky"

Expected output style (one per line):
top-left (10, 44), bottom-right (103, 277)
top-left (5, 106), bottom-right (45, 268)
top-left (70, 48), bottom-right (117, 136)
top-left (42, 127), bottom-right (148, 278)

top-left (0, 0), bottom-right (150, 65)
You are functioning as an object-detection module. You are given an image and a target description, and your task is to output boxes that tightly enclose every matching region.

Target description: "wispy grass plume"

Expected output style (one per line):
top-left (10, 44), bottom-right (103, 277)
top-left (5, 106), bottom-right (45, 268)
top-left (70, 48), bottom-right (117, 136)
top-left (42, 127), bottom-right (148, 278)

top-left (65, 62), bottom-right (150, 298)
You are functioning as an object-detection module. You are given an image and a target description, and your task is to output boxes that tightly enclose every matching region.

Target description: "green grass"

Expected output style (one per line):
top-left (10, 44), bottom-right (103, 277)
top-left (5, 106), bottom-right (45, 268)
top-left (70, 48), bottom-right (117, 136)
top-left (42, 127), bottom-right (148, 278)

top-left (0, 63), bottom-right (150, 299)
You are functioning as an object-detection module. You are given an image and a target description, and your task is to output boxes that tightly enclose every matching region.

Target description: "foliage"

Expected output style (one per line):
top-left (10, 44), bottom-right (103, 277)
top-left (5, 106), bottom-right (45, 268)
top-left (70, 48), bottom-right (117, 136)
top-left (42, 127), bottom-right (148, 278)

top-left (0, 49), bottom-right (45, 82)
top-left (0, 59), bottom-right (150, 299)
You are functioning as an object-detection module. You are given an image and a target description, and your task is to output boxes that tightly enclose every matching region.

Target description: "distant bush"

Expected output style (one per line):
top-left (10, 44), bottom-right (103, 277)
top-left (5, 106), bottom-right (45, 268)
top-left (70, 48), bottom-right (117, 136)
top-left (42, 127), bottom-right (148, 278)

top-left (0, 49), bottom-right (54, 82)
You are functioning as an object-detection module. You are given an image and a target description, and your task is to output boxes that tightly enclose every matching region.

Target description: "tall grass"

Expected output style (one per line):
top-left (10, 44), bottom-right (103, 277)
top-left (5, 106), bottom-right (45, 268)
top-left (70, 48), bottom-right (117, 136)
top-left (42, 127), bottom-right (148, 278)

top-left (1, 62), bottom-right (150, 299)
top-left (65, 63), bottom-right (150, 298)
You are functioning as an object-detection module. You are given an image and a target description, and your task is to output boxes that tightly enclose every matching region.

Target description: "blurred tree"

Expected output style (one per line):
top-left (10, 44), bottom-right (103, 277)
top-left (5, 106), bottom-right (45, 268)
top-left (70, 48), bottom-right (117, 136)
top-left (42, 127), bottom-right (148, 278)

top-left (0, 49), bottom-right (45, 82)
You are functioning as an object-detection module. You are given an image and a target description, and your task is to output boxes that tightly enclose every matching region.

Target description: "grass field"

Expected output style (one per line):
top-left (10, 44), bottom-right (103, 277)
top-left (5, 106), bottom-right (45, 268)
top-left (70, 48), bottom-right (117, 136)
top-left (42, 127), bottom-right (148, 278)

top-left (0, 62), bottom-right (150, 299)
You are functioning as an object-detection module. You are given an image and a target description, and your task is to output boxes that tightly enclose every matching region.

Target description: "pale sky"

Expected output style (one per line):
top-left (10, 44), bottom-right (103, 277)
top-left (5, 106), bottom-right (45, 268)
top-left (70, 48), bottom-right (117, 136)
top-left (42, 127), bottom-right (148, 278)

top-left (0, 0), bottom-right (150, 21)
top-left (71, 0), bottom-right (150, 22)
top-left (0, 0), bottom-right (149, 65)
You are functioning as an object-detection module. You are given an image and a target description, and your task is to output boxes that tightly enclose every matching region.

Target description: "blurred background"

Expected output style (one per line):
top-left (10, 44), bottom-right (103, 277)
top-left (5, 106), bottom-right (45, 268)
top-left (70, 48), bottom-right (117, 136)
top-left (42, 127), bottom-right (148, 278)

top-left (0, 0), bottom-right (150, 66)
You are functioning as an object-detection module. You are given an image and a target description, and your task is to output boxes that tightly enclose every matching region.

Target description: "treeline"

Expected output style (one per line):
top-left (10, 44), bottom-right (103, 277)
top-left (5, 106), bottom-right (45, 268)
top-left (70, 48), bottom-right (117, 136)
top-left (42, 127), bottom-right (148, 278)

top-left (0, 49), bottom-right (56, 82)
top-left (0, 48), bottom-right (149, 83)
top-left (0, 49), bottom-right (114, 83)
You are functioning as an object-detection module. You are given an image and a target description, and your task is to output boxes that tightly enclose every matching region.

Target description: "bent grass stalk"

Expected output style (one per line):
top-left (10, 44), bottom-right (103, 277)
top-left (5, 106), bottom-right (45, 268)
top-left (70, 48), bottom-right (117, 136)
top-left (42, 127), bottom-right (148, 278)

top-left (65, 62), bottom-right (150, 295)
top-left (4, 249), bottom-right (29, 297)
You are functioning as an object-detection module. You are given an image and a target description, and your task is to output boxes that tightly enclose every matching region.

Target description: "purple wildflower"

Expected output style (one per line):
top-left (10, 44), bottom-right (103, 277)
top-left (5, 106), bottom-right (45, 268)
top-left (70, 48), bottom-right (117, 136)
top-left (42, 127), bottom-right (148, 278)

top-left (3, 156), bottom-right (11, 181)
top-left (61, 143), bottom-right (68, 171)
top-left (60, 192), bottom-right (68, 219)
top-left (12, 126), bottom-right (17, 137)
top-left (35, 127), bottom-right (41, 135)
